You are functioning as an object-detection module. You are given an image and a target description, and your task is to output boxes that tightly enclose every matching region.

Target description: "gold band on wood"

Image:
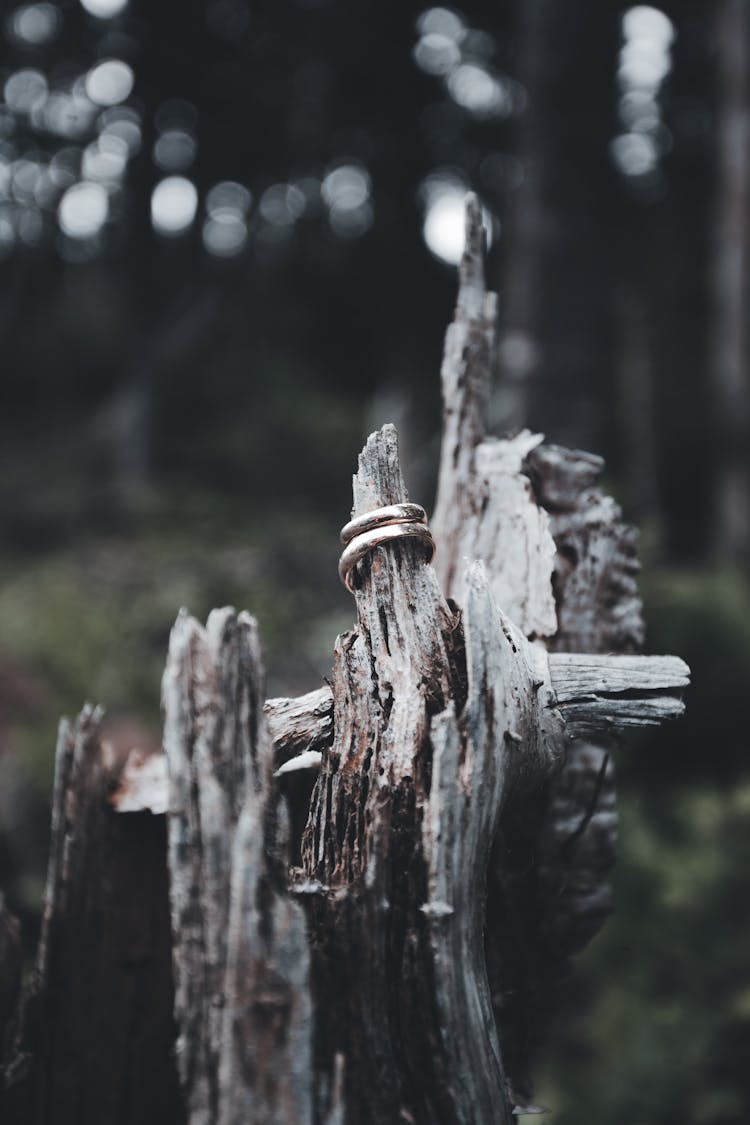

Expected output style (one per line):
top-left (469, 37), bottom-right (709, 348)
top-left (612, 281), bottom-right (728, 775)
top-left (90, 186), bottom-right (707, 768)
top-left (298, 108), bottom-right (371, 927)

top-left (340, 503), bottom-right (427, 546)
top-left (338, 520), bottom-right (435, 593)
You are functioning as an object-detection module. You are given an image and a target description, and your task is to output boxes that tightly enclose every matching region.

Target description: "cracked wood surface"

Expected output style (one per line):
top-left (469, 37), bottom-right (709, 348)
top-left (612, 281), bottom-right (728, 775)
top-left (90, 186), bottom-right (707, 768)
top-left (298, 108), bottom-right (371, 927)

top-left (0, 193), bottom-right (691, 1125)
top-left (109, 650), bottom-right (687, 814)
top-left (431, 197), bottom-right (558, 640)
top-left (162, 608), bottom-right (312, 1125)
top-left (428, 196), bottom-right (682, 1105)
top-left (301, 426), bottom-right (524, 1125)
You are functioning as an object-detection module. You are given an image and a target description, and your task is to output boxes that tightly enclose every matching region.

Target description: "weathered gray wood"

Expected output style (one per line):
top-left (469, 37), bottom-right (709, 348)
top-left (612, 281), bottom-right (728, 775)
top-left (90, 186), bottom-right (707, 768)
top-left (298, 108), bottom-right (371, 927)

top-left (428, 194), bottom-right (687, 1108)
top-left (552, 653), bottom-right (688, 737)
top-left (1, 193), bottom-right (691, 1125)
top-left (265, 687), bottom-right (333, 766)
top-left (218, 802), bottom-right (312, 1125)
top-left (525, 442), bottom-right (644, 654)
top-left (550, 653), bottom-right (689, 698)
top-left (162, 607), bottom-right (312, 1125)
top-left (3, 705), bottom-right (182, 1125)
top-left (432, 193), bottom-right (500, 600)
top-left (422, 561), bottom-right (562, 1121)
top-left (524, 436), bottom-right (648, 1093)
top-left (110, 648), bottom-right (689, 812)
top-left (275, 650), bottom-right (687, 751)
top-left (301, 426), bottom-right (519, 1125)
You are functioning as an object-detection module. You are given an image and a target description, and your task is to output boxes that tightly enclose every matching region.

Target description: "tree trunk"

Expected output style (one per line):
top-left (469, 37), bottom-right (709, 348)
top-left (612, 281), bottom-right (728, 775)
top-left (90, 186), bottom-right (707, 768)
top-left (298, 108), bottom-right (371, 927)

top-left (0, 198), bottom-right (689, 1125)
top-left (497, 0), bottom-right (619, 451)
top-left (715, 0), bottom-right (750, 561)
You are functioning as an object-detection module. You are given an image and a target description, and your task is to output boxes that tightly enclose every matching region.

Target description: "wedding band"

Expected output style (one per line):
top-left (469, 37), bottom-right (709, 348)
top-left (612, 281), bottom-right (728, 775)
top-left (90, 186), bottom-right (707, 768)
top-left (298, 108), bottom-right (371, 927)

top-left (338, 521), bottom-right (435, 593)
top-left (340, 503), bottom-right (427, 546)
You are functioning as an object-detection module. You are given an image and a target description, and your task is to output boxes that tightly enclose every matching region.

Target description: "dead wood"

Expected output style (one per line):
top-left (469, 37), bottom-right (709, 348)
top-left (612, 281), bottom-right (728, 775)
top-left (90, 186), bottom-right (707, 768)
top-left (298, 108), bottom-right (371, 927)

top-left (0, 195), bottom-right (691, 1125)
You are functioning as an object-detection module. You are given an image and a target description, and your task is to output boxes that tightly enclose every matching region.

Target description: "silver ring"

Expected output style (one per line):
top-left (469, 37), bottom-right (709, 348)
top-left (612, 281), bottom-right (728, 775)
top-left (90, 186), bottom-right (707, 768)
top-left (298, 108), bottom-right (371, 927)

top-left (338, 520), bottom-right (435, 593)
top-left (340, 503), bottom-right (427, 546)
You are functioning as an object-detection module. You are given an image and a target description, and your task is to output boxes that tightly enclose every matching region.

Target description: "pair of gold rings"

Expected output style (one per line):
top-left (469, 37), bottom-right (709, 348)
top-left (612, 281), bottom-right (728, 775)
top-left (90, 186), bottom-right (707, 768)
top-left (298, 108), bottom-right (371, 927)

top-left (338, 503), bottom-right (436, 593)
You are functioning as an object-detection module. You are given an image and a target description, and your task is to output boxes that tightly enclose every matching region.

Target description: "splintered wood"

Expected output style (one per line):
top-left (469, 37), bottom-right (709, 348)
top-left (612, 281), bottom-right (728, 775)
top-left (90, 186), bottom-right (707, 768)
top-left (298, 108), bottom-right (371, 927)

top-left (0, 195), bottom-right (690, 1125)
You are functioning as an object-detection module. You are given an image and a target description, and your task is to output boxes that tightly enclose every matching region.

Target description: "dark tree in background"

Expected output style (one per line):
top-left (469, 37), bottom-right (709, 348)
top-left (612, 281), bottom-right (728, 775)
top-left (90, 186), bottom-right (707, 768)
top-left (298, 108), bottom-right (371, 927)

top-left (0, 2), bottom-right (749, 1123)
top-left (716, 0), bottom-right (750, 564)
top-left (496, 0), bottom-right (619, 449)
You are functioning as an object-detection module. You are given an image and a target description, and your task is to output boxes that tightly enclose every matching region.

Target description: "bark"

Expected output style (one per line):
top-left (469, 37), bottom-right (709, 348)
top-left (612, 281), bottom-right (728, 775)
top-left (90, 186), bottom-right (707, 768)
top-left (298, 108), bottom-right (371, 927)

top-left (265, 688), bottom-right (334, 768)
top-left (268, 651), bottom-right (688, 749)
top-left (525, 442), bottom-right (644, 654)
top-left (109, 648), bottom-right (687, 809)
top-left (430, 198), bottom-right (648, 1104)
top-left (0, 197), bottom-right (691, 1125)
top-left (162, 608), bottom-right (312, 1125)
top-left (432, 194), bottom-right (498, 597)
top-left (3, 706), bottom-right (182, 1125)
top-left (300, 424), bottom-right (547, 1125)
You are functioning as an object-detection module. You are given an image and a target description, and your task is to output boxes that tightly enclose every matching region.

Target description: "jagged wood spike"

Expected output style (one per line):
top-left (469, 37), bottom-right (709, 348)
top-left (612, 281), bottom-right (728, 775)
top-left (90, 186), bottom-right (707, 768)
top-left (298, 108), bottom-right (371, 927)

top-left (301, 425), bottom-right (518, 1125)
top-left (429, 194), bottom-right (685, 1105)
top-left (162, 607), bottom-right (313, 1125)
top-left (432, 193), bottom-right (498, 597)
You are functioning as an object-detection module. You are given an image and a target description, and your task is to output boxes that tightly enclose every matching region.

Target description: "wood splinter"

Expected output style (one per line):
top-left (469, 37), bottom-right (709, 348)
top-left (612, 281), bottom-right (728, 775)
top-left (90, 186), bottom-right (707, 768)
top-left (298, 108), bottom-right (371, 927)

top-left (0, 195), bottom-right (692, 1125)
top-left (112, 648), bottom-right (689, 803)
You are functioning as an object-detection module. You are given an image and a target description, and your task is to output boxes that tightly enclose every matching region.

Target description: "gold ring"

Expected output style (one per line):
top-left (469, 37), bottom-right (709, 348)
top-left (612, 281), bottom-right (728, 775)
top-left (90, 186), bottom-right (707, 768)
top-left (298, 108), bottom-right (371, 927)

top-left (338, 520), bottom-right (435, 593)
top-left (340, 503), bottom-right (427, 546)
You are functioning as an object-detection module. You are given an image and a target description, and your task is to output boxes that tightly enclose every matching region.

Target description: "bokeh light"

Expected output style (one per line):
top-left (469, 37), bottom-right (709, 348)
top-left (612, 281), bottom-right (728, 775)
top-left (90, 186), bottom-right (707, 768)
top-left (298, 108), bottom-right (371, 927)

top-left (5, 70), bottom-right (48, 116)
top-left (612, 5), bottom-right (675, 186)
top-left (413, 7), bottom-right (517, 124)
top-left (6, 3), bottom-right (61, 48)
top-left (322, 162), bottom-right (372, 237)
top-left (420, 173), bottom-right (494, 265)
top-left (82, 133), bottom-right (128, 184)
top-left (153, 129), bottom-right (196, 173)
top-left (422, 187), bottom-right (468, 264)
top-left (416, 7), bottom-right (464, 41)
top-left (150, 175), bottom-right (198, 236)
top-left (79, 0), bottom-right (128, 18)
top-left (259, 182), bottom-right (306, 226)
top-left (203, 179), bottom-right (252, 257)
top-left (58, 179), bottom-right (108, 238)
top-left (413, 33), bottom-right (460, 77)
top-left (99, 106), bottom-right (142, 155)
top-left (85, 60), bottom-right (134, 107)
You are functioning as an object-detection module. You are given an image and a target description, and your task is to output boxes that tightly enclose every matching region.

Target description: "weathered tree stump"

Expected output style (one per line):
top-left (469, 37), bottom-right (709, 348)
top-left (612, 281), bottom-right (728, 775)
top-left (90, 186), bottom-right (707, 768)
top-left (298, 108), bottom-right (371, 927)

top-left (0, 197), bottom-right (689, 1124)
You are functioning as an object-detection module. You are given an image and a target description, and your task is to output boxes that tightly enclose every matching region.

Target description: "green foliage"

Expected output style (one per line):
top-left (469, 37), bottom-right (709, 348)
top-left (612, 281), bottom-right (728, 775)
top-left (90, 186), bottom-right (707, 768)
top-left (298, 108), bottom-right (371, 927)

top-left (540, 783), bottom-right (750, 1124)
top-left (627, 565), bottom-right (750, 786)
top-left (0, 528), bottom-right (348, 792)
top-left (536, 564), bottom-right (750, 1123)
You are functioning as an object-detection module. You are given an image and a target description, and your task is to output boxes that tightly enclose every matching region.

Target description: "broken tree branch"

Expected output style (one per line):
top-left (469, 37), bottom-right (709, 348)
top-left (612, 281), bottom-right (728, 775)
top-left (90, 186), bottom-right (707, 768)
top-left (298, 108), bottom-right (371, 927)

top-left (111, 648), bottom-right (688, 814)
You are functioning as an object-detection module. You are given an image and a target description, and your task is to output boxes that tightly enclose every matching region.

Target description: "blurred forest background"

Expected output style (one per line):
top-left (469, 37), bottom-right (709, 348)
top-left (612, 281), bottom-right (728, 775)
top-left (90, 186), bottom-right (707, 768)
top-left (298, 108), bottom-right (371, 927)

top-left (0, 0), bottom-right (749, 1121)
